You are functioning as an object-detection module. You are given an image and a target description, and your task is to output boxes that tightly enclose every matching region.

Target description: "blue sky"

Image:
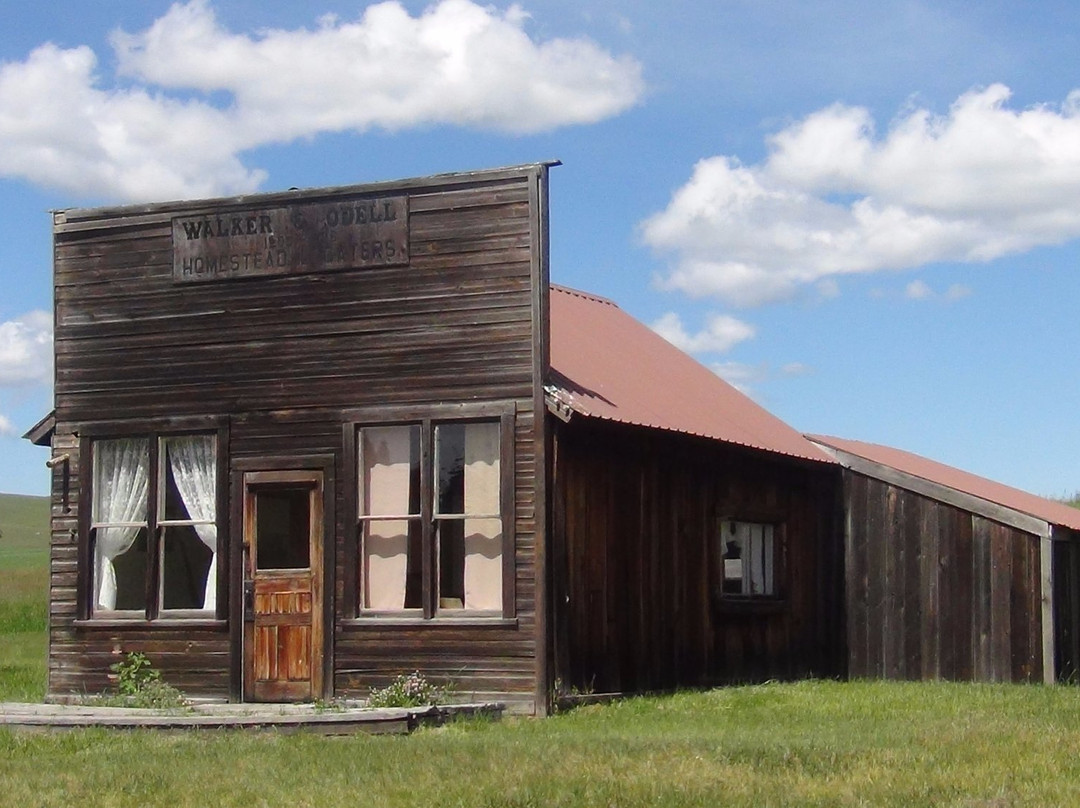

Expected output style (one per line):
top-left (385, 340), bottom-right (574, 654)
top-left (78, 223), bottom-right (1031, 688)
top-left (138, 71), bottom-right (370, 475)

top-left (1, 0), bottom-right (1078, 499)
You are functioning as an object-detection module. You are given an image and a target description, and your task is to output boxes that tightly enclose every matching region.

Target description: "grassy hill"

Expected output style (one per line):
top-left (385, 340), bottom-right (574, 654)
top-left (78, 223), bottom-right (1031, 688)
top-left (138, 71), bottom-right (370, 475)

top-left (0, 492), bottom-right (50, 701)
top-left (0, 492), bottom-right (50, 571)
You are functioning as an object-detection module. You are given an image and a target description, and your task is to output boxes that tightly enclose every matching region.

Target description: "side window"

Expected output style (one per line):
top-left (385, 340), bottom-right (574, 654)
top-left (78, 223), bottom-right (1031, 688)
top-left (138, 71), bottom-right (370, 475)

top-left (715, 520), bottom-right (777, 598)
top-left (89, 433), bottom-right (219, 618)
top-left (356, 415), bottom-right (508, 617)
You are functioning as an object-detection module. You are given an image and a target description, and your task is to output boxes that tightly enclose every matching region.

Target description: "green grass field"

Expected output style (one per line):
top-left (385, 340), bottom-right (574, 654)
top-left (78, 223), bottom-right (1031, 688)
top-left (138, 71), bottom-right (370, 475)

top-left (0, 492), bottom-right (49, 703)
top-left (5, 491), bottom-right (1080, 806)
top-left (1, 681), bottom-right (1080, 806)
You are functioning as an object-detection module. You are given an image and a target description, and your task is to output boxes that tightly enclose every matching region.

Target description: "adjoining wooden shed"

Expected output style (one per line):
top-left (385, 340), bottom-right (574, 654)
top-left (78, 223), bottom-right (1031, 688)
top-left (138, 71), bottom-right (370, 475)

top-left (809, 435), bottom-right (1080, 685)
top-left (547, 288), bottom-right (845, 695)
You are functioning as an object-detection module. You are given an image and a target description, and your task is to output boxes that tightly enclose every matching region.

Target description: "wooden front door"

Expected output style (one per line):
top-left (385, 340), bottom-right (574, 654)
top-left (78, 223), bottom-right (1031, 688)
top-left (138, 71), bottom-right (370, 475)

top-left (242, 471), bottom-right (324, 702)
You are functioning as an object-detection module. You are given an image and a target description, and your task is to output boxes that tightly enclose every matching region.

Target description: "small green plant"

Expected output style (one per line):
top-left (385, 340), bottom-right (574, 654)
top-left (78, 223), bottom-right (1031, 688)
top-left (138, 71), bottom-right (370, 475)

top-left (105, 651), bottom-right (188, 709)
top-left (366, 670), bottom-right (442, 708)
top-left (112, 652), bottom-right (160, 695)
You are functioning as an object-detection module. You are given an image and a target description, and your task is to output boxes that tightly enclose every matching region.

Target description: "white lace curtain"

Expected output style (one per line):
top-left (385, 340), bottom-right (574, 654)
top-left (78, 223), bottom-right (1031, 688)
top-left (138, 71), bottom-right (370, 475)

top-left (92, 439), bottom-right (149, 611)
top-left (167, 436), bottom-right (218, 611)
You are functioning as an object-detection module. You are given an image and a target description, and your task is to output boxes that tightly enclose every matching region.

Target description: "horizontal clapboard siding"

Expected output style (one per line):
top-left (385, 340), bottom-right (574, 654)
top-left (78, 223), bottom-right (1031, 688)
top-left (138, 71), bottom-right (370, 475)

top-left (49, 166), bottom-right (547, 710)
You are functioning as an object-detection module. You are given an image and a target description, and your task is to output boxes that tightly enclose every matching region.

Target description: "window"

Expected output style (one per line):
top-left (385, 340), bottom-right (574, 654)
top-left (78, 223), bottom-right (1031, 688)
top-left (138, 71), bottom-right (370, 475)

top-left (715, 520), bottom-right (777, 598)
top-left (355, 411), bottom-right (510, 617)
top-left (89, 433), bottom-right (220, 618)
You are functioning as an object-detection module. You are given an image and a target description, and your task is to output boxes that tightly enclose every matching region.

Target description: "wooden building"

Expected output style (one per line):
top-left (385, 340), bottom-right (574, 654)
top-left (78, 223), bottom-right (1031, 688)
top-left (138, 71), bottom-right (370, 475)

top-left (810, 436), bottom-right (1080, 685)
top-left (30, 164), bottom-right (553, 713)
top-left (26, 163), bottom-right (852, 713)
top-left (27, 162), bottom-right (1078, 714)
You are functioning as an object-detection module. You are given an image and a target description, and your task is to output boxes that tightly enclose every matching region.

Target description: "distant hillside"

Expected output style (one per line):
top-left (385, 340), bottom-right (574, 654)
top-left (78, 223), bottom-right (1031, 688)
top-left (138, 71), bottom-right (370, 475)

top-left (0, 492), bottom-right (50, 560)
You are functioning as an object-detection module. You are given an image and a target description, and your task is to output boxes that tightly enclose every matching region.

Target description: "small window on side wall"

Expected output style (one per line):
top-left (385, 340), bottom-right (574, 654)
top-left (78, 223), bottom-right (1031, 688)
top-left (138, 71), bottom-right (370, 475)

top-left (715, 520), bottom-right (777, 598)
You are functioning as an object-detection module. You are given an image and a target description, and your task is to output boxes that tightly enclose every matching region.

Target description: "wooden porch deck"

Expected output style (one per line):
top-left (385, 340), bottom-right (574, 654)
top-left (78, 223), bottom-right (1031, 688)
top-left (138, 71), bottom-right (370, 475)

top-left (0, 701), bottom-right (503, 735)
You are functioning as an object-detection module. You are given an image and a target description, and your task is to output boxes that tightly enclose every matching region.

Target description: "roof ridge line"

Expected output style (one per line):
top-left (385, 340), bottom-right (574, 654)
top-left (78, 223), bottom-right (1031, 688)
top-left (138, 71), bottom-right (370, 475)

top-left (550, 284), bottom-right (619, 308)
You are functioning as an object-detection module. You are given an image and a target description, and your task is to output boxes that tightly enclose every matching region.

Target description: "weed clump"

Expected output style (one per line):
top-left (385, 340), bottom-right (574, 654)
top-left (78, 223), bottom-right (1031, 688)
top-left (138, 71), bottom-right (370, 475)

top-left (93, 651), bottom-right (188, 709)
top-left (366, 671), bottom-right (442, 708)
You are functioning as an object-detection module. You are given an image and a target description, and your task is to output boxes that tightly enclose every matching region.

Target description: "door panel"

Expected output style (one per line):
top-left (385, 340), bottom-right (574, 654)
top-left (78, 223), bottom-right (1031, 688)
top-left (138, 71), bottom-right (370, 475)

top-left (242, 471), bottom-right (323, 702)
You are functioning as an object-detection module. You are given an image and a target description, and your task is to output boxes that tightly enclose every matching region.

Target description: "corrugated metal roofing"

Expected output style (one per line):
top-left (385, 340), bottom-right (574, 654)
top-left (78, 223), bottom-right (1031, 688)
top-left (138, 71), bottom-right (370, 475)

top-left (810, 435), bottom-right (1080, 532)
top-left (548, 285), bottom-right (833, 464)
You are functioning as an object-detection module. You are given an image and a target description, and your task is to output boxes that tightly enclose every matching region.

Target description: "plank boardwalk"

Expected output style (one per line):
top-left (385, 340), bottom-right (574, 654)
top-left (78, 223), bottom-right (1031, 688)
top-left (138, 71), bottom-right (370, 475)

top-left (0, 701), bottom-right (503, 735)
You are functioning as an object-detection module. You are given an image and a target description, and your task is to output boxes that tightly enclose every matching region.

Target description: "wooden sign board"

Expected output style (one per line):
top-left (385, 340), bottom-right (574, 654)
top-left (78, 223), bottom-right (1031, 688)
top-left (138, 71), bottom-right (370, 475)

top-left (173, 196), bottom-right (409, 283)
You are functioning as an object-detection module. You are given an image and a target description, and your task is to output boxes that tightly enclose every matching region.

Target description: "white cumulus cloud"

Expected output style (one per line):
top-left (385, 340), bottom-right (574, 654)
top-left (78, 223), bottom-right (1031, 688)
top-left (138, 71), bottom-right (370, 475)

top-left (0, 310), bottom-right (53, 386)
top-left (651, 311), bottom-right (755, 354)
top-left (644, 85), bottom-right (1080, 306)
top-left (0, 0), bottom-right (643, 202)
top-left (0, 413), bottom-right (14, 437)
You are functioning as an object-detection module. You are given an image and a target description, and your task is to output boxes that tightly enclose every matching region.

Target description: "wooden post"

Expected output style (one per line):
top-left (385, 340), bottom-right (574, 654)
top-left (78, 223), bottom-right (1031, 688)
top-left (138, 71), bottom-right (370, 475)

top-left (1042, 526), bottom-right (1055, 684)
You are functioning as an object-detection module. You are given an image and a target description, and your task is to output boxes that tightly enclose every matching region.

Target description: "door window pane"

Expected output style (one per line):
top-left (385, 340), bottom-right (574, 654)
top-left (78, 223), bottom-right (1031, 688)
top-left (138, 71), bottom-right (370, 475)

top-left (255, 488), bottom-right (311, 570)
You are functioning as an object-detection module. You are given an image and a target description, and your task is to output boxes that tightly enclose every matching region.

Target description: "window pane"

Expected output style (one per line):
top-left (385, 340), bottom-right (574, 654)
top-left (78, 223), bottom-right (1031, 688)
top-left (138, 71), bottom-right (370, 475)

top-left (92, 439), bottom-right (150, 525)
top-left (255, 488), bottom-right (311, 570)
top-left (435, 424), bottom-right (465, 516)
top-left (436, 422), bottom-right (500, 515)
top-left (96, 527), bottom-right (148, 611)
top-left (363, 518), bottom-right (422, 610)
top-left (161, 525), bottom-right (215, 610)
top-left (162, 435), bottom-right (216, 522)
top-left (718, 521), bottom-right (775, 597)
top-left (361, 426), bottom-right (420, 517)
top-left (437, 516), bottom-right (502, 611)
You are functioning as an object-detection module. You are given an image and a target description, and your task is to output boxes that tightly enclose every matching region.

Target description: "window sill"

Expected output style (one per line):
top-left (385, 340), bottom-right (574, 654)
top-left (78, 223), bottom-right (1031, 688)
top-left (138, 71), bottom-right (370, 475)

top-left (341, 616), bottom-right (519, 629)
top-left (73, 618), bottom-right (228, 630)
top-left (714, 598), bottom-right (786, 616)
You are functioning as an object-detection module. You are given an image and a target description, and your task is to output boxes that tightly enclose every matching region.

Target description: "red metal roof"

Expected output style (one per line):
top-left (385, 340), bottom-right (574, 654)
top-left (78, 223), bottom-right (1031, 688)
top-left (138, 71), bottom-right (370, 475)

top-left (548, 286), bottom-right (833, 464)
top-left (810, 435), bottom-right (1080, 532)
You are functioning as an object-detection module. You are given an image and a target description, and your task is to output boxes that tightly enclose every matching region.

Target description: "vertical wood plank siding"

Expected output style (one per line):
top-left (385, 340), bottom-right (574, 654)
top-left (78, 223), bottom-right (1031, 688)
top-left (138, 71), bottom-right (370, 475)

top-left (49, 169), bottom-right (546, 709)
top-left (844, 471), bottom-right (1043, 683)
top-left (1053, 530), bottom-right (1080, 681)
top-left (550, 419), bottom-right (843, 694)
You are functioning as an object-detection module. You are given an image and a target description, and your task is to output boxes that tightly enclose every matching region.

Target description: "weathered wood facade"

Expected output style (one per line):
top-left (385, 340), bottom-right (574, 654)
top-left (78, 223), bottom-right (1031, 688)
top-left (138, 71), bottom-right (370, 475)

top-left (814, 437), bottom-right (1080, 685)
top-left (34, 162), bottom-right (1080, 714)
top-left (550, 418), bottom-right (844, 695)
top-left (42, 164), bottom-right (552, 712)
top-left (843, 472), bottom-right (1044, 682)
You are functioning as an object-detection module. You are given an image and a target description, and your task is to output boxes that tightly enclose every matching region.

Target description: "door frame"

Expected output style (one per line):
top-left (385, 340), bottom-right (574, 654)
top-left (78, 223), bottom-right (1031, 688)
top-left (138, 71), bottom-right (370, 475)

top-left (230, 454), bottom-right (335, 702)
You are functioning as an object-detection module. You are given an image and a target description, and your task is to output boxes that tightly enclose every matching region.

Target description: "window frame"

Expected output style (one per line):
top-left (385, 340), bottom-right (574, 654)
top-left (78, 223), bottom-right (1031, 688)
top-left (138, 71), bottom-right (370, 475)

top-left (342, 402), bottom-right (516, 622)
top-left (77, 418), bottom-right (229, 624)
top-left (713, 517), bottom-right (786, 609)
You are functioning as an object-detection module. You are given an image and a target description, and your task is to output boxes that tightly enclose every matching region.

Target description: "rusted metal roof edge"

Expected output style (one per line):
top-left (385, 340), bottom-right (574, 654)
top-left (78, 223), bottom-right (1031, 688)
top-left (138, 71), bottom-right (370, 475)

top-left (809, 435), bottom-right (1080, 534)
top-left (545, 385), bottom-right (835, 466)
